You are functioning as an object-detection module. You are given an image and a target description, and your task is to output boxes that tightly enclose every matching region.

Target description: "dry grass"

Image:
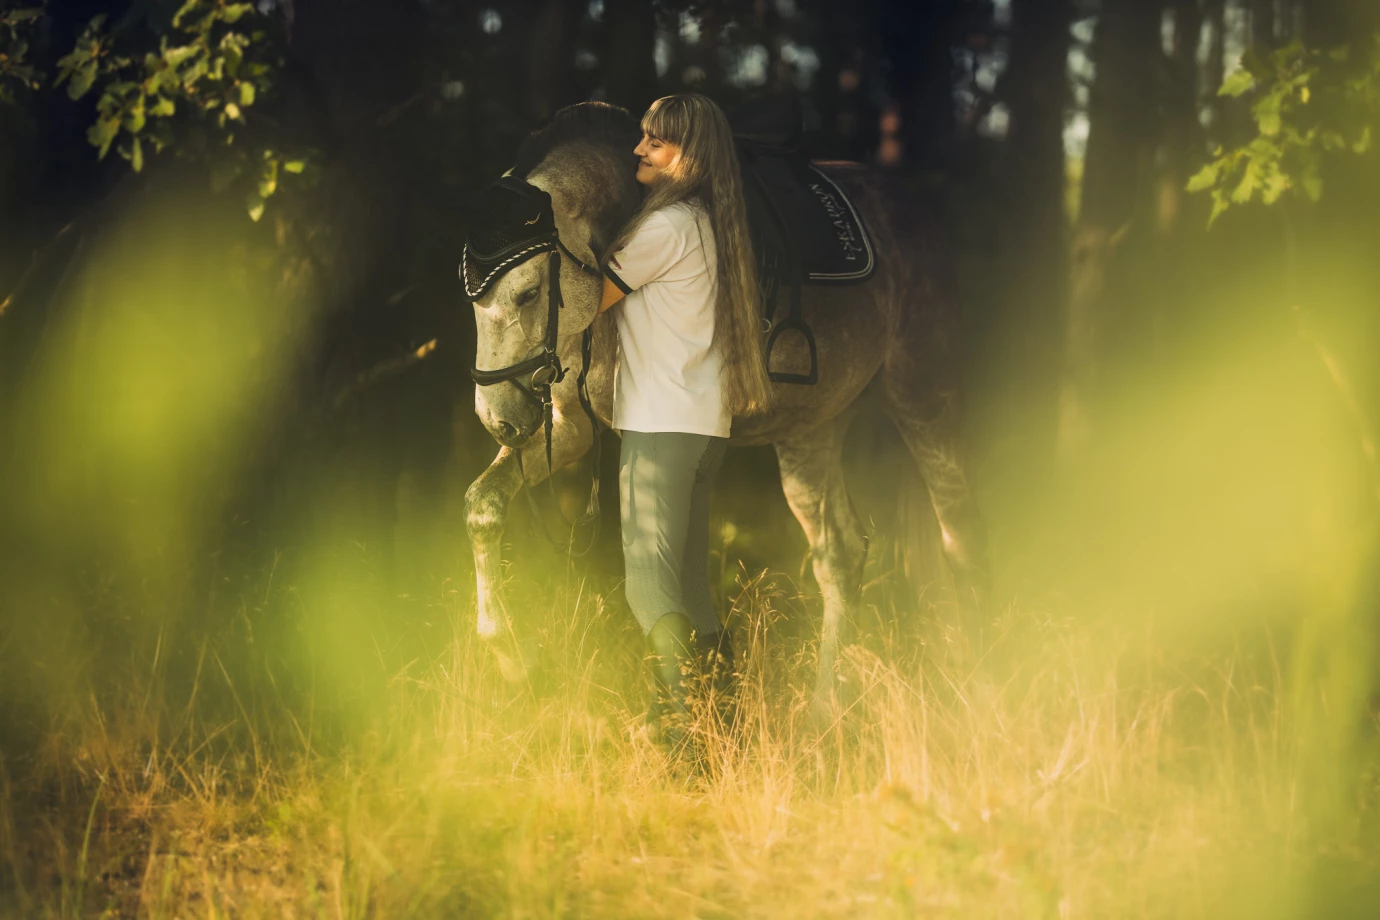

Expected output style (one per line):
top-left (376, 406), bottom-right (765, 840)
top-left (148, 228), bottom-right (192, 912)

top-left (1, 560), bottom-right (1376, 920)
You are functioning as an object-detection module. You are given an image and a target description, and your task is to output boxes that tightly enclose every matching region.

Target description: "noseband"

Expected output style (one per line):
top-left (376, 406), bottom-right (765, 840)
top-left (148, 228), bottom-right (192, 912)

top-left (463, 177), bottom-right (605, 554)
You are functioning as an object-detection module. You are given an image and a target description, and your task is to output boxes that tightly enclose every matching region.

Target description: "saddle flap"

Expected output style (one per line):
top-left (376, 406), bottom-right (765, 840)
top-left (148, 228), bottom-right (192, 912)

top-left (740, 158), bottom-right (875, 289)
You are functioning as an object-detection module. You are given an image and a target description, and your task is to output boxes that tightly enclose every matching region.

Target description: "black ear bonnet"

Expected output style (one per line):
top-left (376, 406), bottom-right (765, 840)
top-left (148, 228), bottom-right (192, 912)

top-left (462, 177), bottom-right (558, 299)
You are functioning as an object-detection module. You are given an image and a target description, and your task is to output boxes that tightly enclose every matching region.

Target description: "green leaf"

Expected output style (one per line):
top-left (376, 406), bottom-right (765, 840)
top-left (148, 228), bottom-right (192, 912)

top-left (1231, 158), bottom-right (1260, 204)
top-left (224, 102), bottom-right (241, 120)
top-left (246, 192), bottom-right (265, 222)
top-left (222, 4), bottom-right (255, 25)
top-left (238, 82), bottom-right (255, 107)
top-left (1186, 161), bottom-right (1220, 193)
top-left (258, 158), bottom-right (278, 198)
top-left (123, 95), bottom-right (146, 133)
top-left (87, 118), bottom-right (119, 159)
top-left (162, 45), bottom-right (199, 68)
top-left (172, 0), bottom-right (203, 31)
top-left (182, 57), bottom-right (207, 88)
top-left (1262, 168), bottom-right (1289, 204)
top-left (1220, 68), bottom-right (1256, 98)
top-left (150, 96), bottom-right (175, 117)
top-left (1208, 190), bottom-right (1230, 227)
top-left (67, 61), bottom-right (97, 100)
top-left (131, 137), bottom-right (144, 173)
top-left (283, 159), bottom-right (306, 174)
top-left (1253, 92), bottom-right (1283, 136)
top-left (1354, 126), bottom-right (1372, 154)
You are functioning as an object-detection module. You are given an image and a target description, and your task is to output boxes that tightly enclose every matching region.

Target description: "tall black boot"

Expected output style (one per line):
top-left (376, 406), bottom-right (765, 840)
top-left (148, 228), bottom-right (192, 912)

top-left (646, 612), bottom-right (697, 750)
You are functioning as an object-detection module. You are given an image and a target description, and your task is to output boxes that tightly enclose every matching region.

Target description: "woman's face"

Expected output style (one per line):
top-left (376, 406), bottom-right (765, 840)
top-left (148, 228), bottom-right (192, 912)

top-left (633, 133), bottom-right (680, 186)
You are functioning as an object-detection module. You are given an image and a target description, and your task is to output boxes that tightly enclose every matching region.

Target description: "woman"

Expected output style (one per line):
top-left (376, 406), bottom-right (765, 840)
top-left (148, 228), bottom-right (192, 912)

top-left (598, 94), bottom-right (772, 740)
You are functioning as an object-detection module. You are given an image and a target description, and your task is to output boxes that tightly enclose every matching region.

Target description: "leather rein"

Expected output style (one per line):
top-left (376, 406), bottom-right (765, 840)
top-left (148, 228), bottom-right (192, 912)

top-left (465, 209), bottom-right (606, 557)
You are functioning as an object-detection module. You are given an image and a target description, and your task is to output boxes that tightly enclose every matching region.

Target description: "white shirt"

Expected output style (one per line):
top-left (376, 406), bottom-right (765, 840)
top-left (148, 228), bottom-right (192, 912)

top-left (604, 202), bottom-right (729, 438)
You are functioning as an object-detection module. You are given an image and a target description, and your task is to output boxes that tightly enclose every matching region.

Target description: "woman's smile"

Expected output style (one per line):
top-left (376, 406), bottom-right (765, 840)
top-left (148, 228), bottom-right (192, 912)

top-left (634, 133), bottom-right (680, 185)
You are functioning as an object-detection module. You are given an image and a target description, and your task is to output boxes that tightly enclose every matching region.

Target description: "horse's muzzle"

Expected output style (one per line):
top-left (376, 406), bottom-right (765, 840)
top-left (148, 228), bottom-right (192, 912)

top-left (491, 418), bottom-right (535, 448)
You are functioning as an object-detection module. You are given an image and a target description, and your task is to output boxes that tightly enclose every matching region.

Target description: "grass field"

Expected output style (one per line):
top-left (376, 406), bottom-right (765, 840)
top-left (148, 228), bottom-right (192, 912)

top-left (3, 539), bottom-right (1377, 920)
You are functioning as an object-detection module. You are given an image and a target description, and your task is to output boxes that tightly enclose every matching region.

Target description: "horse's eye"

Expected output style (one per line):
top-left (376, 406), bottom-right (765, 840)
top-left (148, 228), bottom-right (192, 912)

top-left (517, 287), bottom-right (540, 307)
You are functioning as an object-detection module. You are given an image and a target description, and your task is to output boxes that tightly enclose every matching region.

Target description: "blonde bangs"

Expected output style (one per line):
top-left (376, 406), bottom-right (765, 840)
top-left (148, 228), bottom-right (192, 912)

top-left (640, 97), bottom-right (690, 146)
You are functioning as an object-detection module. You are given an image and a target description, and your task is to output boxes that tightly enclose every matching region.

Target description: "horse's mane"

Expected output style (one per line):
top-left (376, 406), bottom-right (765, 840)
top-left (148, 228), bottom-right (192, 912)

top-left (512, 102), bottom-right (641, 179)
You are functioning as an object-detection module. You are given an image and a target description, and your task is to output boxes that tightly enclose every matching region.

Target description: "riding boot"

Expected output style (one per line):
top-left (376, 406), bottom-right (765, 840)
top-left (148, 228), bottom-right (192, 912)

top-left (646, 612), bottom-right (698, 751)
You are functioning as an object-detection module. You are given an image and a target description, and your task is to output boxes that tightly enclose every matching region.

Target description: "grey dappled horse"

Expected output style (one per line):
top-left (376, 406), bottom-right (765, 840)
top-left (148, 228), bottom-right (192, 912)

top-left (463, 104), bottom-right (986, 703)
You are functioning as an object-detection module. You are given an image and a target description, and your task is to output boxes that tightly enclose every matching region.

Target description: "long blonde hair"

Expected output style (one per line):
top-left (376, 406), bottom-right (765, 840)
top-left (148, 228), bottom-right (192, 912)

top-left (604, 94), bottom-right (772, 417)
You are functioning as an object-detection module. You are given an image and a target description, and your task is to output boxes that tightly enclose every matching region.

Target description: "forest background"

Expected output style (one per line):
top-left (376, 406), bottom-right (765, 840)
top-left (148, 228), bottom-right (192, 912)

top-left (1, 0), bottom-right (1379, 917)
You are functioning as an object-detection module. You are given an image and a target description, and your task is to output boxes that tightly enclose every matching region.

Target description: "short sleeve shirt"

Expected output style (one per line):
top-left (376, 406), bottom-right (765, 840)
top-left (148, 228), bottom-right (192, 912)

top-left (604, 202), bottom-right (729, 438)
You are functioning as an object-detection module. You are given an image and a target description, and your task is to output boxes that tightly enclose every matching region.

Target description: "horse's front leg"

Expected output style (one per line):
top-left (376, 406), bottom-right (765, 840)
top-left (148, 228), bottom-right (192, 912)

top-left (464, 446), bottom-right (528, 679)
top-left (465, 401), bottom-right (598, 681)
top-left (774, 417), bottom-right (868, 715)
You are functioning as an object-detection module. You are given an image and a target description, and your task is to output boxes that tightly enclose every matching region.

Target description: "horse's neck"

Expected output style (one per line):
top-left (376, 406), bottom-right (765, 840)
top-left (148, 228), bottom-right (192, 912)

top-left (529, 146), bottom-right (637, 257)
top-left (555, 309), bottom-right (616, 428)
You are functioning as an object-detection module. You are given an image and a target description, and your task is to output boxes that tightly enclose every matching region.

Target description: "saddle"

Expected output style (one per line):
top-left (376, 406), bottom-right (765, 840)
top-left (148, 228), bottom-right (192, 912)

top-left (731, 96), bottom-right (875, 385)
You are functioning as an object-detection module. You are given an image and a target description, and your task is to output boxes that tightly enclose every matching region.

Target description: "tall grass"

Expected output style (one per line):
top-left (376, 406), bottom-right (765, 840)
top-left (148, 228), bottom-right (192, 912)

top-left (2, 546), bottom-right (1374, 920)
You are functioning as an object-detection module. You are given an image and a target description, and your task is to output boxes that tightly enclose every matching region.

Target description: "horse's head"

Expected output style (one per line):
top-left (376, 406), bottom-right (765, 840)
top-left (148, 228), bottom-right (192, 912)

top-left (465, 176), bottom-right (603, 448)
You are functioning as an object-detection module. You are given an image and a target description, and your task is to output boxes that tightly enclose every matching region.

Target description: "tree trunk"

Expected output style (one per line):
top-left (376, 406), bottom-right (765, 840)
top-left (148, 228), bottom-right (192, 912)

top-left (1057, 0), bottom-right (1160, 459)
top-left (1249, 0), bottom-right (1277, 49)
top-left (603, 0), bottom-right (659, 114)
top-left (1151, 0), bottom-right (1207, 355)
top-left (1000, 0), bottom-right (1073, 439)
top-left (526, 0), bottom-right (581, 121)
top-left (1204, 0), bottom-right (1227, 145)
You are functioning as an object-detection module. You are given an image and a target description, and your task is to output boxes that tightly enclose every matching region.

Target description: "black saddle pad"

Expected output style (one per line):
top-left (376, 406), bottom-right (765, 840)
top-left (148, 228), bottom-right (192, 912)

top-left (737, 149), bottom-right (875, 289)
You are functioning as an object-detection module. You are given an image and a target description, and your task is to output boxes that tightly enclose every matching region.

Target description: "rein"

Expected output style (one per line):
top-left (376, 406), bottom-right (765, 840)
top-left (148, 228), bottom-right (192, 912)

top-left (465, 179), bottom-right (606, 556)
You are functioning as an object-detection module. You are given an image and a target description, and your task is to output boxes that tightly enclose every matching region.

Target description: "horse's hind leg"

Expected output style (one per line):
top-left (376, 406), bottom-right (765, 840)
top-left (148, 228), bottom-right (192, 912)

top-left (775, 416), bottom-right (868, 709)
top-left (881, 357), bottom-right (989, 631)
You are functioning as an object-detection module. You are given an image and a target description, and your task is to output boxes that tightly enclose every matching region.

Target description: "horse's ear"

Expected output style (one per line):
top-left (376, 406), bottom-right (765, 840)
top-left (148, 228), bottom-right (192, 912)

top-left (501, 168), bottom-right (514, 178)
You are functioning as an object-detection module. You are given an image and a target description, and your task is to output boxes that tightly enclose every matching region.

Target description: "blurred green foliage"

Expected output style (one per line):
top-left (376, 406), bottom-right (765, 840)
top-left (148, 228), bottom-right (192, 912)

top-left (1190, 34), bottom-right (1380, 223)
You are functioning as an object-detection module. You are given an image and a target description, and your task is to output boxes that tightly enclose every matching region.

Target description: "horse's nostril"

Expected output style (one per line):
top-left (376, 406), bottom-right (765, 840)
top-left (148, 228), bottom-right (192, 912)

top-left (496, 421), bottom-right (518, 441)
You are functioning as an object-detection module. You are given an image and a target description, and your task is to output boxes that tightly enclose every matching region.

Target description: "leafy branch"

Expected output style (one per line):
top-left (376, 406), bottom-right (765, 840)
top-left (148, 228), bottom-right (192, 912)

top-left (54, 0), bottom-right (313, 221)
top-left (0, 4), bottom-right (44, 104)
top-left (1188, 35), bottom-right (1380, 224)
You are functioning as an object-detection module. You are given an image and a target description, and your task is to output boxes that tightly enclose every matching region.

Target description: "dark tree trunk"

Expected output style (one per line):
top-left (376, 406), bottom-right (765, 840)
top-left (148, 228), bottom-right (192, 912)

top-left (526, 0), bottom-right (582, 121)
top-left (603, 0), bottom-right (659, 114)
top-left (879, 0), bottom-right (961, 171)
top-left (1058, 0), bottom-right (1161, 458)
top-left (1203, 0), bottom-right (1227, 145)
top-left (1249, 0), bottom-right (1277, 49)
top-left (1150, 0), bottom-right (1208, 358)
top-left (999, 0), bottom-right (1073, 433)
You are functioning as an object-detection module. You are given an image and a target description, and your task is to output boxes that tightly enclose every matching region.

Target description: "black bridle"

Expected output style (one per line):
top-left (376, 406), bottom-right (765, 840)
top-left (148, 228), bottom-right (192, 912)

top-left (463, 177), bottom-right (606, 555)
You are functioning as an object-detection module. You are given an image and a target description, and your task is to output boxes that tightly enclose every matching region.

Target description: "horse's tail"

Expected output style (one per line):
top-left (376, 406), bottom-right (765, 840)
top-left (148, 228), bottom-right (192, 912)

top-left (892, 462), bottom-right (949, 618)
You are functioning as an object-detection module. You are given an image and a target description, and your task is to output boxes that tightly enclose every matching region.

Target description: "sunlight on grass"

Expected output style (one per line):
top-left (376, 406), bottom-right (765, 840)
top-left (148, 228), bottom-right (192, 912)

top-left (2, 561), bottom-right (1375, 918)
